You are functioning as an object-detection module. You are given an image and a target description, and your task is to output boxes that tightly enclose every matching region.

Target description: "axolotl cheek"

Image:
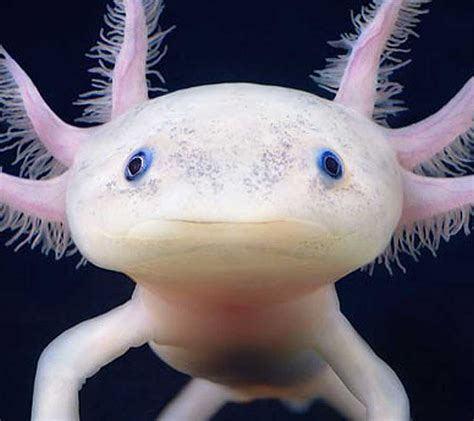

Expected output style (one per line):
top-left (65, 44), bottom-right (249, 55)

top-left (65, 83), bottom-right (404, 299)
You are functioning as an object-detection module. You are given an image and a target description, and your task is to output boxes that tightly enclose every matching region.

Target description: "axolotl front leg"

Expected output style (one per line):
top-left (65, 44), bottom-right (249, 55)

top-left (312, 300), bottom-right (409, 420)
top-left (32, 299), bottom-right (245, 421)
top-left (31, 290), bottom-right (156, 420)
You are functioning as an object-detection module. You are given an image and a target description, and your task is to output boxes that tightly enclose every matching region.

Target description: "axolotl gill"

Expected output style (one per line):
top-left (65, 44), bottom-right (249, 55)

top-left (0, 0), bottom-right (472, 420)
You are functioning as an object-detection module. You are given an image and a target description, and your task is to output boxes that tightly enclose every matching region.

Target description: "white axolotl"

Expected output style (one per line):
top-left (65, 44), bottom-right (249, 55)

top-left (0, 0), bottom-right (472, 419)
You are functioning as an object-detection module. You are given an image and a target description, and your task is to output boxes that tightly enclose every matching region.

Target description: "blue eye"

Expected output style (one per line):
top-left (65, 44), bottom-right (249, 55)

top-left (125, 148), bottom-right (153, 181)
top-left (317, 149), bottom-right (344, 179)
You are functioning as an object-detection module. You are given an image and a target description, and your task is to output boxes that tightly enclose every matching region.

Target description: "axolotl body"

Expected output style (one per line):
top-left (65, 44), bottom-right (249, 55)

top-left (0, 0), bottom-right (472, 420)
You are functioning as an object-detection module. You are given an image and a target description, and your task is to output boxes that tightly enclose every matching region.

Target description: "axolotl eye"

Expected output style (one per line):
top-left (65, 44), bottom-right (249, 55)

top-left (317, 149), bottom-right (344, 180)
top-left (125, 148), bottom-right (154, 181)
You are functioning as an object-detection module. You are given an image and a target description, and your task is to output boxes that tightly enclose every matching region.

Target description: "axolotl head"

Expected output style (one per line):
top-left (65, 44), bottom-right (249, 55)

top-left (67, 83), bottom-right (403, 297)
top-left (1, 0), bottom-right (471, 302)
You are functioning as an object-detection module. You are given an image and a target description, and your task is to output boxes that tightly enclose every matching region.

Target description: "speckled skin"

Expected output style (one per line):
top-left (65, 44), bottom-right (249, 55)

top-left (68, 84), bottom-right (402, 289)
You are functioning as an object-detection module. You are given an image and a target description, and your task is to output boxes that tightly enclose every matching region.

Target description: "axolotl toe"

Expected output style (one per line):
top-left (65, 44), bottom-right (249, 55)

top-left (0, 0), bottom-right (472, 420)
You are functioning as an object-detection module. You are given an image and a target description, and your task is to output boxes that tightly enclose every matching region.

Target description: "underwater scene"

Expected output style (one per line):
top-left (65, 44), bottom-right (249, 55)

top-left (0, 0), bottom-right (472, 420)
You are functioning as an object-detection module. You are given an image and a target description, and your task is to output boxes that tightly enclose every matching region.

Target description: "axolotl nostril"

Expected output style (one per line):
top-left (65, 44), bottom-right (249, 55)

top-left (0, 0), bottom-right (472, 420)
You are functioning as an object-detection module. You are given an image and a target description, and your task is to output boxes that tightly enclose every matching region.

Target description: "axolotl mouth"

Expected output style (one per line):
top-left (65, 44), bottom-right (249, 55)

top-left (124, 218), bottom-right (339, 261)
top-left (89, 218), bottom-right (364, 300)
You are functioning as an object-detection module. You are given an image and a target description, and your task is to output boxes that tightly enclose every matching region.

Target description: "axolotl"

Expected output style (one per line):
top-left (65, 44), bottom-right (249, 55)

top-left (0, 0), bottom-right (472, 419)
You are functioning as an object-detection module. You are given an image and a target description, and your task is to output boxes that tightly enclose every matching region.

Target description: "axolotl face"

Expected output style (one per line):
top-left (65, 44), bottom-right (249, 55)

top-left (67, 83), bottom-right (403, 299)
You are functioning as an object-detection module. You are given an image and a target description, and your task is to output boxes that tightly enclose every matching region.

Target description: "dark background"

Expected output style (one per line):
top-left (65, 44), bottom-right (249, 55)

top-left (0, 0), bottom-right (472, 420)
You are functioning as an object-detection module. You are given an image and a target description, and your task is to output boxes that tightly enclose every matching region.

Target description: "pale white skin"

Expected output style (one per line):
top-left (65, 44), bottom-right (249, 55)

top-left (36, 84), bottom-right (406, 420)
top-left (0, 0), bottom-right (472, 420)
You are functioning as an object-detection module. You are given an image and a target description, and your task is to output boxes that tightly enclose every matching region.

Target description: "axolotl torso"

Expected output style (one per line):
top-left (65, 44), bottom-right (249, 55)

top-left (0, 0), bottom-right (472, 419)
